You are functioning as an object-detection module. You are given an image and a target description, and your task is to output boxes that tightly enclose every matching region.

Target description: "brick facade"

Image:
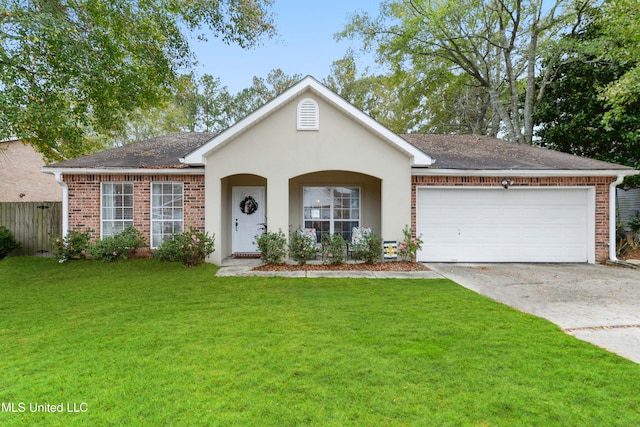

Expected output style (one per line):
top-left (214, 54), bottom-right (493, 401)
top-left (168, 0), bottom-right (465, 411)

top-left (411, 175), bottom-right (616, 262)
top-left (63, 174), bottom-right (205, 246)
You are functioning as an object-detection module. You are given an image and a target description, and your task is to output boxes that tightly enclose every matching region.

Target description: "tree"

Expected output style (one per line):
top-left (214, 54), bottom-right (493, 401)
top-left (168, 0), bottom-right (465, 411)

top-left (339, 0), bottom-right (596, 144)
top-left (325, 51), bottom-right (499, 135)
top-left (533, 6), bottom-right (640, 186)
top-left (0, 0), bottom-right (275, 161)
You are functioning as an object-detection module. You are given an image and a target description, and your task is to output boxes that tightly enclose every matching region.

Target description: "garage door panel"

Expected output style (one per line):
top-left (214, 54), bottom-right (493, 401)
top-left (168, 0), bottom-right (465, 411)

top-left (417, 188), bottom-right (591, 262)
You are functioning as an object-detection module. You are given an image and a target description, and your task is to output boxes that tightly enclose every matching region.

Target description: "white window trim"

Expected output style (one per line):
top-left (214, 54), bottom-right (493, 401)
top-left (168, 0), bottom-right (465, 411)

top-left (297, 98), bottom-right (319, 130)
top-left (100, 182), bottom-right (134, 239)
top-left (150, 182), bottom-right (184, 249)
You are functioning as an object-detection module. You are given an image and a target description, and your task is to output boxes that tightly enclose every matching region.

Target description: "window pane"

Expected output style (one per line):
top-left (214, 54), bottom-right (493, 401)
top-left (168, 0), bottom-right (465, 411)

top-left (151, 182), bottom-right (184, 248)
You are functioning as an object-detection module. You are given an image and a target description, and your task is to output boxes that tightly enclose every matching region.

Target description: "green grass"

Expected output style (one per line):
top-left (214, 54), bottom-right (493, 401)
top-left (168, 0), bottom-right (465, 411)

top-left (1, 257), bottom-right (639, 426)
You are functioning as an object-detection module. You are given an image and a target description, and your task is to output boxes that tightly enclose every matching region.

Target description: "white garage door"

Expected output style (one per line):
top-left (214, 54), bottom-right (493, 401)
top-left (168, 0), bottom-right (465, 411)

top-left (416, 187), bottom-right (594, 263)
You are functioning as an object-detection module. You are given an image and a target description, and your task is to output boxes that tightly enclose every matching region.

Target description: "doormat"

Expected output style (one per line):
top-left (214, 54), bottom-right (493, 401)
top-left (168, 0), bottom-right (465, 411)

top-left (232, 253), bottom-right (261, 259)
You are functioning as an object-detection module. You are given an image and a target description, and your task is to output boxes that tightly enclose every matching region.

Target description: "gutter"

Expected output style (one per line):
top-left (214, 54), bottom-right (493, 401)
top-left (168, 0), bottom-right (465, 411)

top-left (411, 168), bottom-right (636, 178)
top-left (52, 171), bottom-right (69, 236)
top-left (40, 167), bottom-right (204, 176)
top-left (609, 175), bottom-right (625, 262)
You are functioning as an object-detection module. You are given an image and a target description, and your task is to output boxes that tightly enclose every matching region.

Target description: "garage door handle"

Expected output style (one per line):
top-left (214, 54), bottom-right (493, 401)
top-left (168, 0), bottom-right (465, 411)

top-left (235, 219), bottom-right (238, 231)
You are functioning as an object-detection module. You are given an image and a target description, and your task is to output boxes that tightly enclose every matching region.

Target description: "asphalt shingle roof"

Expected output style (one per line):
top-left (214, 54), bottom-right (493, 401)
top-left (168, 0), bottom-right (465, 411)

top-left (401, 134), bottom-right (634, 171)
top-left (47, 131), bottom-right (634, 172)
top-left (47, 132), bottom-right (215, 169)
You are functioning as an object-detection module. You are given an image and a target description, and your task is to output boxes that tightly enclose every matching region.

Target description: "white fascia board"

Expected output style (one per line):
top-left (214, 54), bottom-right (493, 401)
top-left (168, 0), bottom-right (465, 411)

top-left (412, 168), bottom-right (640, 177)
top-left (41, 167), bottom-right (204, 176)
top-left (183, 76), bottom-right (434, 167)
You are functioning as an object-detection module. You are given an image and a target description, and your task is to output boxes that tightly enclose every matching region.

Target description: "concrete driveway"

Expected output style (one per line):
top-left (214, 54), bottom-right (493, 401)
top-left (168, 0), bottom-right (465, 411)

top-left (426, 263), bottom-right (640, 364)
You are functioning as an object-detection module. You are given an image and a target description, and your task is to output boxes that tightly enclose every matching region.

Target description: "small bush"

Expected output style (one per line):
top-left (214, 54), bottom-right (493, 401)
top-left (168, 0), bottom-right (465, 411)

top-left (322, 233), bottom-right (346, 265)
top-left (0, 226), bottom-right (21, 259)
top-left (352, 232), bottom-right (383, 264)
top-left (155, 227), bottom-right (215, 267)
top-left (289, 229), bottom-right (317, 265)
top-left (52, 229), bottom-right (93, 262)
top-left (398, 226), bottom-right (423, 261)
top-left (255, 230), bottom-right (287, 265)
top-left (89, 226), bottom-right (147, 262)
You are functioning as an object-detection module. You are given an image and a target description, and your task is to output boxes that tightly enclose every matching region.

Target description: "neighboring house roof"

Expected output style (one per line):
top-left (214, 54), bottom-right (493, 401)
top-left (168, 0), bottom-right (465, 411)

top-left (183, 76), bottom-right (434, 167)
top-left (0, 139), bottom-right (62, 202)
top-left (402, 134), bottom-right (636, 174)
top-left (45, 132), bottom-right (215, 170)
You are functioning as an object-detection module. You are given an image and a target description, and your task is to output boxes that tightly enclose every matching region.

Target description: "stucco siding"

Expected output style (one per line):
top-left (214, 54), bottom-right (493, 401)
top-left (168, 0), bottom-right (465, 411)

top-left (205, 90), bottom-right (413, 264)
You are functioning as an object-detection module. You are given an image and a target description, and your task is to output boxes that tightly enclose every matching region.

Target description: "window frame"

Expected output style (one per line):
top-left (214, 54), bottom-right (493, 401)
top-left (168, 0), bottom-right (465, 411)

top-left (100, 182), bottom-right (134, 239)
top-left (302, 186), bottom-right (361, 242)
top-left (150, 182), bottom-right (184, 249)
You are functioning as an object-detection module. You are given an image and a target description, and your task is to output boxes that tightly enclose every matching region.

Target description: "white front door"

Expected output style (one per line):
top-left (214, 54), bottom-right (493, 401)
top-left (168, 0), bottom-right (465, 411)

top-left (232, 186), bottom-right (266, 253)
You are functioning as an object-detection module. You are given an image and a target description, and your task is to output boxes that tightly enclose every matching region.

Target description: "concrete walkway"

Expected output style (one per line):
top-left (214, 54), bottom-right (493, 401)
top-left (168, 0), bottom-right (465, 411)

top-left (216, 258), bottom-right (443, 279)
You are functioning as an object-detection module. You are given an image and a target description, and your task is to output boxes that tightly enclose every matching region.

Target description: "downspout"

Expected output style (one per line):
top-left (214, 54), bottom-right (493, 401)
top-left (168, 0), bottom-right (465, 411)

top-left (53, 172), bottom-right (69, 236)
top-left (609, 175), bottom-right (625, 262)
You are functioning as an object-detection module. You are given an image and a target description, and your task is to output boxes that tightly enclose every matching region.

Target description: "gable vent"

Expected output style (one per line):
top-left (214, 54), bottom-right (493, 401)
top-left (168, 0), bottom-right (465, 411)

top-left (297, 98), bottom-right (319, 130)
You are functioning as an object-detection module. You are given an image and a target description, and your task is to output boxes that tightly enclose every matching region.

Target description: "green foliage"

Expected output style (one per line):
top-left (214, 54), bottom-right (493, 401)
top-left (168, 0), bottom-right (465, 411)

top-left (51, 229), bottom-right (93, 262)
top-left (322, 233), bottom-right (346, 265)
top-left (88, 227), bottom-right (147, 262)
top-left (398, 226), bottom-right (424, 261)
top-left (338, 0), bottom-right (595, 144)
top-left (289, 230), bottom-right (317, 265)
top-left (629, 217), bottom-right (640, 234)
top-left (255, 230), bottom-right (287, 265)
top-left (351, 231), bottom-right (383, 264)
top-left (0, 226), bottom-right (21, 259)
top-left (0, 0), bottom-right (275, 160)
top-left (533, 15), bottom-right (640, 187)
top-left (154, 228), bottom-right (215, 267)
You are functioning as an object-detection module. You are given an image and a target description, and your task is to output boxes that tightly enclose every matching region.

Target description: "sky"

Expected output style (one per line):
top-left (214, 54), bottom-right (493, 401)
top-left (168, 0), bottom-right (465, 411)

top-left (188, 0), bottom-right (382, 93)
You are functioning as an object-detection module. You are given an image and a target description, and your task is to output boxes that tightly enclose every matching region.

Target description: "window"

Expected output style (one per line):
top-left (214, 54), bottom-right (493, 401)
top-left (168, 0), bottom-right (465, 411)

top-left (101, 182), bottom-right (134, 238)
top-left (151, 182), bottom-right (184, 248)
top-left (297, 98), bottom-right (319, 130)
top-left (303, 186), bottom-right (360, 242)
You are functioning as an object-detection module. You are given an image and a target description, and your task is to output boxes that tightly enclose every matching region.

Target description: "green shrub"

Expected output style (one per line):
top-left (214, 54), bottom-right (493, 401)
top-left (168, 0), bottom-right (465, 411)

top-left (629, 216), bottom-right (640, 233)
top-left (398, 225), bottom-right (423, 261)
top-left (352, 232), bottom-right (383, 264)
top-left (155, 227), bottom-right (215, 267)
top-left (255, 230), bottom-right (287, 265)
top-left (289, 229), bottom-right (317, 265)
top-left (322, 233), bottom-right (346, 265)
top-left (51, 229), bottom-right (93, 262)
top-left (89, 226), bottom-right (147, 262)
top-left (0, 226), bottom-right (21, 259)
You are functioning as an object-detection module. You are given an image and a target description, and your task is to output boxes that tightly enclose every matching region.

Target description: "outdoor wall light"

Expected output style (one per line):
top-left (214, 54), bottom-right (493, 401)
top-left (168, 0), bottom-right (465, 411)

top-left (501, 178), bottom-right (515, 189)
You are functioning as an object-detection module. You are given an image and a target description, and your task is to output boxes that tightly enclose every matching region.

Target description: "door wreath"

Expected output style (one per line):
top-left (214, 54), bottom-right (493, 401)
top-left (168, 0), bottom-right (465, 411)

top-left (239, 196), bottom-right (258, 215)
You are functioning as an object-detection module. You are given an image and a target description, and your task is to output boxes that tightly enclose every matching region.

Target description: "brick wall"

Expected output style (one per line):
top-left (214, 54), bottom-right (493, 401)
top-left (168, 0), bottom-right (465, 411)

top-left (63, 174), bottom-right (205, 245)
top-left (411, 175), bottom-right (616, 262)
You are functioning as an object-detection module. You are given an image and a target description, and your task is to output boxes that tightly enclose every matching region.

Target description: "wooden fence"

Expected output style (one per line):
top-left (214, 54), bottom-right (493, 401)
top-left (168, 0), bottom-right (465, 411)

top-left (0, 202), bottom-right (62, 257)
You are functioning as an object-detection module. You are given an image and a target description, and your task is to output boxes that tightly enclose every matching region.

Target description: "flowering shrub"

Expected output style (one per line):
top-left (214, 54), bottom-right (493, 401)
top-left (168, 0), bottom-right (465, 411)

top-left (351, 232), bottom-right (383, 264)
top-left (398, 226), bottom-right (423, 261)
top-left (289, 229), bottom-right (317, 265)
top-left (89, 227), bottom-right (147, 262)
top-left (255, 230), bottom-right (287, 265)
top-left (155, 228), bottom-right (215, 267)
top-left (322, 233), bottom-right (346, 265)
top-left (51, 229), bottom-right (93, 262)
top-left (0, 226), bottom-right (21, 259)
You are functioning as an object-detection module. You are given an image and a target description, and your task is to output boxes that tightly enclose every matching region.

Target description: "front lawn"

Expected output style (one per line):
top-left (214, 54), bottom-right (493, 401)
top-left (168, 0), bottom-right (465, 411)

top-left (1, 257), bottom-right (639, 426)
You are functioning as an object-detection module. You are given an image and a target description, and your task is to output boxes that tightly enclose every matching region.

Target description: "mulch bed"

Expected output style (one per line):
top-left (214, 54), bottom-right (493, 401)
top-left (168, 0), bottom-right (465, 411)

top-left (252, 261), bottom-right (429, 272)
top-left (620, 246), bottom-right (640, 261)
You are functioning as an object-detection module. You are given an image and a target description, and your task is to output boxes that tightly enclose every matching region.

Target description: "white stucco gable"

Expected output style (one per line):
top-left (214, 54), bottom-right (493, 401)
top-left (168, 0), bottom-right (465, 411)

top-left (182, 76), bottom-right (433, 167)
